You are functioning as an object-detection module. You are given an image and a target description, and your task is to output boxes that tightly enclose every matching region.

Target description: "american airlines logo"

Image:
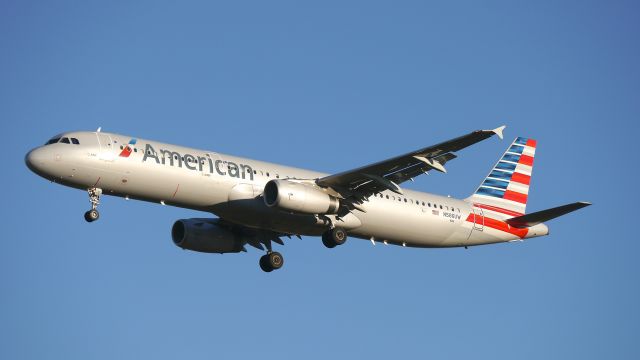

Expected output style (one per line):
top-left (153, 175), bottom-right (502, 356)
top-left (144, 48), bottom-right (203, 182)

top-left (141, 143), bottom-right (255, 181)
top-left (119, 138), bottom-right (137, 157)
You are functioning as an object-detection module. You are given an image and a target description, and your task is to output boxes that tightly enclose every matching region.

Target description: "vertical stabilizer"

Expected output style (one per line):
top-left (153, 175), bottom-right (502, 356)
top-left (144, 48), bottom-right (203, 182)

top-left (467, 137), bottom-right (537, 217)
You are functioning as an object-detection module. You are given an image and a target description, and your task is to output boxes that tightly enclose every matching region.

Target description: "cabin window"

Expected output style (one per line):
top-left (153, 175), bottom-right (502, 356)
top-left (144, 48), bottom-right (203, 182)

top-left (134, 148), bottom-right (138, 152)
top-left (120, 145), bottom-right (124, 150)
top-left (71, 138), bottom-right (80, 145)
top-left (60, 137), bottom-right (70, 144)
top-left (439, 205), bottom-right (443, 209)
top-left (404, 198), bottom-right (407, 203)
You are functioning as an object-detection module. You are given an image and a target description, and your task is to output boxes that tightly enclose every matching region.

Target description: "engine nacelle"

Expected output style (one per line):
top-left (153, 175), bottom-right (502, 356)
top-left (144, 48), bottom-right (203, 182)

top-left (171, 218), bottom-right (243, 253)
top-left (263, 179), bottom-right (339, 214)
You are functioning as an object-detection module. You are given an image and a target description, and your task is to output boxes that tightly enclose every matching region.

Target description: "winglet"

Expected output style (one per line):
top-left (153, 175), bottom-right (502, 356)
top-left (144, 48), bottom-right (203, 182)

top-left (492, 125), bottom-right (506, 140)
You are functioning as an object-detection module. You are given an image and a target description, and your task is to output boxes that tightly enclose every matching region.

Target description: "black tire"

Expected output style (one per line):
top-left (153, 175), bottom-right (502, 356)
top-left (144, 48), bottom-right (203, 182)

top-left (84, 210), bottom-right (99, 223)
top-left (322, 233), bottom-right (336, 248)
top-left (259, 255), bottom-right (273, 272)
top-left (331, 227), bottom-right (347, 245)
top-left (268, 252), bottom-right (284, 270)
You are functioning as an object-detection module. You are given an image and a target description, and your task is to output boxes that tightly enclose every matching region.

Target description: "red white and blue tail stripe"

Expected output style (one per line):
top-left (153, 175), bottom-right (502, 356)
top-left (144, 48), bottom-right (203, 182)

top-left (467, 137), bottom-right (536, 217)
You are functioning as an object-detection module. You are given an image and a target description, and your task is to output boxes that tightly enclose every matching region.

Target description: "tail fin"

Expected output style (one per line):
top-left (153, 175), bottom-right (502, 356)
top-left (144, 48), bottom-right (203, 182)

top-left (467, 137), bottom-right (537, 217)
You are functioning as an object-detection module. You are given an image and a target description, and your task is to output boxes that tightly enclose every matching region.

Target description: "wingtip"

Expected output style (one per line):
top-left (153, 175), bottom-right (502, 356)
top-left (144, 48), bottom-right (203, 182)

top-left (578, 201), bottom-right (592, 206)
top-left (492, 125), bottom-right (506, 140)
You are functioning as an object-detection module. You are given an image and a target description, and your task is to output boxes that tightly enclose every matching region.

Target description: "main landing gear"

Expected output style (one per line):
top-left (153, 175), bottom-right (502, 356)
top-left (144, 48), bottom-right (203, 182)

top-left (84, 187), bottom-right (102, 223)
top-left (259, 251), bottom-right (284, 272)
top-left (322, 227), bottom-right (347, 248)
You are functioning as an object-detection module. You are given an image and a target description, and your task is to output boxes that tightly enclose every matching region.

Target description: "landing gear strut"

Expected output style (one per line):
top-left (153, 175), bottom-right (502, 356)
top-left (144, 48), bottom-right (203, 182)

top-left (322, 227), bottom-right (347, 248)
top-left (84, 187), bottom-right (102, 223)
top-left (259, 251), bottom-right (284, 272)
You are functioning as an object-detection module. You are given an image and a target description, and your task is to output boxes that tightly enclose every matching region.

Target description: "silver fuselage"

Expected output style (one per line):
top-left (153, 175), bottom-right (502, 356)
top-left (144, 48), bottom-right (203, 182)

top-left (25, 131), bottom-right (547, 248)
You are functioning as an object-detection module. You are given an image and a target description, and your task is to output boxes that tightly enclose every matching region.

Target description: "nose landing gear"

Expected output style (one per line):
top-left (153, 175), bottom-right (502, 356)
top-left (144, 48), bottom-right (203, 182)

top-left (84, 187), bottom-right (102, 223)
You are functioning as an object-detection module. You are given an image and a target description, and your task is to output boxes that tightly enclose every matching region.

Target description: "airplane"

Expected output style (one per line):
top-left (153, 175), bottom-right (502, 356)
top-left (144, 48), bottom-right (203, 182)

top-left (25, 126), bottom-right (590, 272)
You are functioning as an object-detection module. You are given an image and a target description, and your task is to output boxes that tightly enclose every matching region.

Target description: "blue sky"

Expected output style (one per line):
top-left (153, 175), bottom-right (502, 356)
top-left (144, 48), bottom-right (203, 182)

top-left (1, 1), bottom-right (638, 358)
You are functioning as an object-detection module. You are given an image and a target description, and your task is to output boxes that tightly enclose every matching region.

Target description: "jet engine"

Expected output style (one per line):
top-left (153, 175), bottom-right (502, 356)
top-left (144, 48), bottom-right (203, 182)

top-left (263, 179), bottom-right (340, 215)
top-left (171, 218), bottom-right (244, 253)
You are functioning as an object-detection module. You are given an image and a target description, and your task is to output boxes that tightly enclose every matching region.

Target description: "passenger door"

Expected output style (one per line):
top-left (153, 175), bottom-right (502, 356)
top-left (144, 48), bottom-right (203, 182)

top-left (95, 133), bottom-right (115, 162)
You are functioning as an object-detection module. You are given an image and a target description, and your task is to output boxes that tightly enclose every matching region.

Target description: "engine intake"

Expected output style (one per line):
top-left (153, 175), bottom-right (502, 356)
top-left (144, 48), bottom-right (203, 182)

top-left (264, 179), bottom-right (339, 215)
top-left (171, 218), bottom-right (243, 253)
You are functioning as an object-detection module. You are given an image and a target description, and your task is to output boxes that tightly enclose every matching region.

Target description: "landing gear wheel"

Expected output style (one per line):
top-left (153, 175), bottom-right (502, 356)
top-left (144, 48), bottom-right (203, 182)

top-left (268, 252), bottom-right (284, 270)
top-left (259, 255), bottom-right (273, 272)
top-left (331, 227), bottom-right (347, 245)
top-left (259, 252), bottom-right (284, 272)
top-left (84, 209), bottom-right (99, 222)
top-left (322, 227), bottom-right (347, 248)
top-left (322, 235), bottom-right (336, 248)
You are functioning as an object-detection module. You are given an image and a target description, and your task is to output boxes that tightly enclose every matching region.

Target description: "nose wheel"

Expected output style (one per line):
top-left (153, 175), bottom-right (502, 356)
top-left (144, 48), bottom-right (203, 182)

top-left (84, 187), bottom-right (102, 223)
top-left (84, 209), bottom-right (100, 222)
top-left (259, 251), bottom-right (284, 272)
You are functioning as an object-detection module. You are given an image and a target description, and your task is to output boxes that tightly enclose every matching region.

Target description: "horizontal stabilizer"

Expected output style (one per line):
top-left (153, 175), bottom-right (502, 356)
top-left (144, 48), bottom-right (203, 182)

top-left (506, 201), bottom-right (591, 228)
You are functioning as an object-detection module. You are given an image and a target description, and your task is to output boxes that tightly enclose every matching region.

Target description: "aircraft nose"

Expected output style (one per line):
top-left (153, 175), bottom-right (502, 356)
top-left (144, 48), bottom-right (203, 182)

top-left (25, 147), bottom-right (49, 176)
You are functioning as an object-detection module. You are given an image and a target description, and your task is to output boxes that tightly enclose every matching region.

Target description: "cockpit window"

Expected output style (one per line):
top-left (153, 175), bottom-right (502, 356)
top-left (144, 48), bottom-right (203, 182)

top-left (71, 138), bottom-right (80, 145)
top-left (45, 137), bottom-right (61, 145)
top-left (60, 137), bottom-right (70, 144)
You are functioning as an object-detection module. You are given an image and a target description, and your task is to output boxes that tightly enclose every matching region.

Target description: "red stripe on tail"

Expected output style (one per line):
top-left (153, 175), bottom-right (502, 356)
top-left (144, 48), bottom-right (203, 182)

top-left (466, 214), bottom-right (529, 238)
top-left (519, 154), bottom-right (534, 166)
top-left (473, 203), bottom-right (524, 217)
top-left (503, 190), bottom-right (528, 204)
top-left (510, 172), bottom-right (530, 185)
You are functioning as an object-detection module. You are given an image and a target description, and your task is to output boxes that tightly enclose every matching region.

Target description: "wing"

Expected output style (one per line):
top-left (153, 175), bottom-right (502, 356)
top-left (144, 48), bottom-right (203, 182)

top-left (316, 126), bottom-right (506, 202)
